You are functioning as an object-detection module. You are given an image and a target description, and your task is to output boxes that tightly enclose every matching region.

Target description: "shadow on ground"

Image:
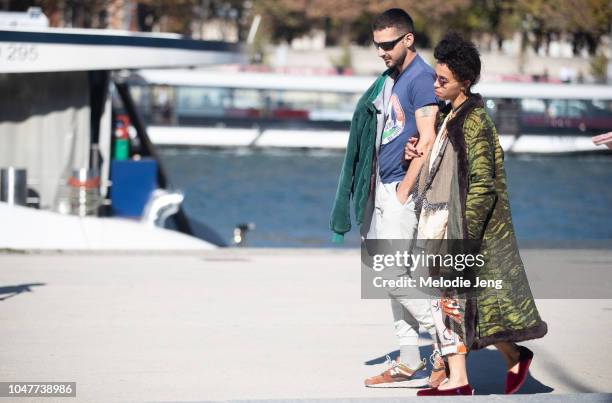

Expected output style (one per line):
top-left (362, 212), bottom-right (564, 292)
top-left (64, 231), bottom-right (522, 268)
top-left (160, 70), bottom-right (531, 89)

top-left (0, 283), bottom-right (46, 301)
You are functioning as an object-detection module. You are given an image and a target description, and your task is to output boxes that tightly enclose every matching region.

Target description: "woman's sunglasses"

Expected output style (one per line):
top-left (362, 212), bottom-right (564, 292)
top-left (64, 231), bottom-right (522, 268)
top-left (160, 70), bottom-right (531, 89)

top-left (434, 75), bottom-right (450, 87)
top-left (373, 33), bottom-right (409, 51)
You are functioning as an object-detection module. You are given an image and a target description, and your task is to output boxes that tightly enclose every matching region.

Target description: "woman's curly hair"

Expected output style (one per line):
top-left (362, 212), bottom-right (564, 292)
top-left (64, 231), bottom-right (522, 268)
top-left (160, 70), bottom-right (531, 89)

top-left (434, 32), bottom-right (481, 93)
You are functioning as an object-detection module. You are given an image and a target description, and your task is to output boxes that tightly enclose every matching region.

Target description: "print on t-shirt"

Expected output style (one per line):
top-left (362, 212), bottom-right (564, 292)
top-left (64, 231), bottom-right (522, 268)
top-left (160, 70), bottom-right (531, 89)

top-left (381, 94), bottom-right (405, 145)
top-left (377, 54), bottom-right (437, 184)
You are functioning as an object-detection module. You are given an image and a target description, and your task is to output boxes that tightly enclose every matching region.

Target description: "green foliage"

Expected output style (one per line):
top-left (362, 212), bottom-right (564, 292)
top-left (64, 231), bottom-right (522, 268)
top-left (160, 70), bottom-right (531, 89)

top-left (28, 0), bottom-right (611, 56)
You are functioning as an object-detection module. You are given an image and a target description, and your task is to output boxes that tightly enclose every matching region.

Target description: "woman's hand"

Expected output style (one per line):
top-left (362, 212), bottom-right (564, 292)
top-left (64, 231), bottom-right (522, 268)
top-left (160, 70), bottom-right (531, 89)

top-left (404, 137), bottom-right (422, 160)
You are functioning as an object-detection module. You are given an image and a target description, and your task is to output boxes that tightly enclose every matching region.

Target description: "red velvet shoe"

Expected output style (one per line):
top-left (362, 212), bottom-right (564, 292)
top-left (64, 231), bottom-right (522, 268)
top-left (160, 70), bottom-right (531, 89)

top-left (505, 345), bottom-right (534, 394)
top-left (417, 384), bottom-right (474, 396)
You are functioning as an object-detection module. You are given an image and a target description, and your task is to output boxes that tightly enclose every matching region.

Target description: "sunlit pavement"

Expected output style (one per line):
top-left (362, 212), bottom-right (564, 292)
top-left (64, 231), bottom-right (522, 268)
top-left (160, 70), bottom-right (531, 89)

top-left (0, 248), bottom-right (611, 402)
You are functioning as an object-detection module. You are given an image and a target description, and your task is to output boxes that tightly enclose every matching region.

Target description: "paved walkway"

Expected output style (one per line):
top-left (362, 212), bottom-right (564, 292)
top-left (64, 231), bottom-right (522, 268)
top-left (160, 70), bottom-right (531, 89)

top-left (0, 248), bottom-right (611, 402)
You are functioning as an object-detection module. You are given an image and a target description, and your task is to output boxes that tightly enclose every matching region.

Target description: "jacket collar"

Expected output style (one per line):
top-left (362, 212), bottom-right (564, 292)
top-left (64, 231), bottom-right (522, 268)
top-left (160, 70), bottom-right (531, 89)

top-left (445, 94), bottom-right (484, 134)
top-left (443, 94), bottom-right (484, 148)
top-left (366, 68), bottom-right (394, 112)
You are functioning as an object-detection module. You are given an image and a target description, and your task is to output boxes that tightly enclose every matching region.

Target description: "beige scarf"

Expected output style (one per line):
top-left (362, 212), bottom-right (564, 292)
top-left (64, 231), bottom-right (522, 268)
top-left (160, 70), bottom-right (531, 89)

top-left (416, 112), bottom-right (457, 239)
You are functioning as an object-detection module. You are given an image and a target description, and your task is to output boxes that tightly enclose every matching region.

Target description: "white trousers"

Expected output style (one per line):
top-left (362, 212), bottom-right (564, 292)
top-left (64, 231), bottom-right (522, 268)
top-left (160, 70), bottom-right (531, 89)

top-left (366, 180), bottom-right (437, 346)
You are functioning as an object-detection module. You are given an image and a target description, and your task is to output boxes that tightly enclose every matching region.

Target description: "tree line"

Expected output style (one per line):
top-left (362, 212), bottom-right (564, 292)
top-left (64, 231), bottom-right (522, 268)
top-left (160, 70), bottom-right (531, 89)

top-left (6, 0), bottom-right (611, 57)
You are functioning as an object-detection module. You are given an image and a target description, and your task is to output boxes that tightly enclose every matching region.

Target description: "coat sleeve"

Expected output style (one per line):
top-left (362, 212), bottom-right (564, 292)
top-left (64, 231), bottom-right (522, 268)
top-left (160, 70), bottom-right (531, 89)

top-left (464, 111), bottom-right (497, 240)
top-left (329, 104), bottom-right (365, 241)
top-left (329, 74), bottom-right (386, 242)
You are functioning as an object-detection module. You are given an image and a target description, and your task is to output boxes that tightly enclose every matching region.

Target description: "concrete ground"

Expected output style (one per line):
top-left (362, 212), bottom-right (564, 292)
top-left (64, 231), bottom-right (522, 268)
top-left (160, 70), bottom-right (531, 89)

top-left (0, 248), bottom-right (611, 403)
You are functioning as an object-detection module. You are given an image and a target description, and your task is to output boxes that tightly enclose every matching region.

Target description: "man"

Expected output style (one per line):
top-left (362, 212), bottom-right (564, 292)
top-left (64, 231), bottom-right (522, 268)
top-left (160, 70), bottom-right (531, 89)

top-left (330, 9), bottom-right (444, 388)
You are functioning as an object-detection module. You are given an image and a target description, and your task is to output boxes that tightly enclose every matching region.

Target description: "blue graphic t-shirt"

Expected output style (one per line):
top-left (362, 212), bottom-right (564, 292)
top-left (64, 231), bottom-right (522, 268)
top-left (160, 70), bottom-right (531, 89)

top-left (378, 54), bottom-right (437, 183)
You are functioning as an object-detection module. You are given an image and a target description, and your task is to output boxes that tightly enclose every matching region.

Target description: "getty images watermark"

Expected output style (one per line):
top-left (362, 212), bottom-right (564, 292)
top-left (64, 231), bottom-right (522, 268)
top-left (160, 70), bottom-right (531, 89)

top-left (360, 239), bottom-right (506, 299)
top-left (370, 247), bottom-right (502, 290)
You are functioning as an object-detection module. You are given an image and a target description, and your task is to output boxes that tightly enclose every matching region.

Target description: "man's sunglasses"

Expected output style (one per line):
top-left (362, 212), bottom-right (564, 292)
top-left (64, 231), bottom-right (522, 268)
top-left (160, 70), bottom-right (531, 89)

top-left (373, 33), bottom-right (409, 51)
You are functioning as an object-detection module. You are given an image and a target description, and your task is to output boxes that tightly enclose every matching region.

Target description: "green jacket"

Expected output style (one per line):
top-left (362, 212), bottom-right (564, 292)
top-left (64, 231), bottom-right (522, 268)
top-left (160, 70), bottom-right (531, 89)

top-left (443, 95), bottom-right (548, 349)
top-left (329, 70), bottom-right (390, 242)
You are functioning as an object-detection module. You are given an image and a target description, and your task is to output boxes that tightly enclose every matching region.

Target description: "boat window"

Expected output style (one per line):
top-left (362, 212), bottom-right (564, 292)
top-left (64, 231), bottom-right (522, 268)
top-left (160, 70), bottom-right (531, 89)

top-left (176, 86), bottom-right (229, 117)
top-left (547, 100), bottom-right (566, 118)
top-left (566, 100), bottom-right (587, 118)
top-left (521, 99), bottom-right (547, 114)
top-left (267, 90), bottom-right (319, 110)
top-left (592, 99), bottom-right (612, 114)
top-left (233, 89), bottom-right (261, 109)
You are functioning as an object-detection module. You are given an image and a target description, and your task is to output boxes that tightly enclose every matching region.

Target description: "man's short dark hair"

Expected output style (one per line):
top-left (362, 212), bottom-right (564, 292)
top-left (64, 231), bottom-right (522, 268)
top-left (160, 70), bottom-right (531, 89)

top-left (434, 32), bottom-right (481, 91)
top-left (371, 8), bottom-right (414, 34)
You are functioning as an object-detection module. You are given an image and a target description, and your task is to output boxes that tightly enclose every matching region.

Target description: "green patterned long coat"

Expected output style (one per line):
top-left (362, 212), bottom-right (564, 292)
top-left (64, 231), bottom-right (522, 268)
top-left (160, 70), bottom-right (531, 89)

top-left (443, 95), bottom-right (548, 350)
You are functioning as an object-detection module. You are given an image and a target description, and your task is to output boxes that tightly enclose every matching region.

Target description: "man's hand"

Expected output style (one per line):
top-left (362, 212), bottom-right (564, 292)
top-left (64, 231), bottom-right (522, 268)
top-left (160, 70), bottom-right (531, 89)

top-left (404, 137), bottom-right (421, 160)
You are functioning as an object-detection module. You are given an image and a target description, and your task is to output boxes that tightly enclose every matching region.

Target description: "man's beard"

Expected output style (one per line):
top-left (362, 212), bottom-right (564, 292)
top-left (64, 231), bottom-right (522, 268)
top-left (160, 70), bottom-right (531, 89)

top-left (385, 53), bottom-right (405, 71)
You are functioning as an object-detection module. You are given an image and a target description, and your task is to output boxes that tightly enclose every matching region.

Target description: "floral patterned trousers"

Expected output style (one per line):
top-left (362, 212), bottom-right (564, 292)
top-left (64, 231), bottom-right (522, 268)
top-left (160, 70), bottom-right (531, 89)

top-left (431, 294), bottom-right (468, 356)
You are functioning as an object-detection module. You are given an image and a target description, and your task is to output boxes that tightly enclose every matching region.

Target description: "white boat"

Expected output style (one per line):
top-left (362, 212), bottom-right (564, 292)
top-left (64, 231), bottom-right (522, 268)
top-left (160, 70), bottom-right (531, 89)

top-left (0, 26), bottom-right (242, 251)
top-left (130, 69), bottom-right (612, 153)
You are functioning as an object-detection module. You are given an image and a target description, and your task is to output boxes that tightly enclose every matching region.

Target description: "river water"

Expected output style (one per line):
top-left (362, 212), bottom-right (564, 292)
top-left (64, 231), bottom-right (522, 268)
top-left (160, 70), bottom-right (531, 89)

top-left (159, 148), bottom-right (612, 247)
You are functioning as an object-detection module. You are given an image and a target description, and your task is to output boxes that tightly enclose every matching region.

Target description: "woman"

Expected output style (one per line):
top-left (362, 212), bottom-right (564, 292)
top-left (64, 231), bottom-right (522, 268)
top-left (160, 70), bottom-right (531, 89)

top-left (408, 33), bottom-right (547, 396)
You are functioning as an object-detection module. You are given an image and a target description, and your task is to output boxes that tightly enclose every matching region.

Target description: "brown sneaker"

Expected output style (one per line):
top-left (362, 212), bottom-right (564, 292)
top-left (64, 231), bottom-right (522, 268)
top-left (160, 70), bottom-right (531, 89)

top-left (365, 356), bottom-right (429, 388)
top-left (428, 351), bottom-right (448, 388)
